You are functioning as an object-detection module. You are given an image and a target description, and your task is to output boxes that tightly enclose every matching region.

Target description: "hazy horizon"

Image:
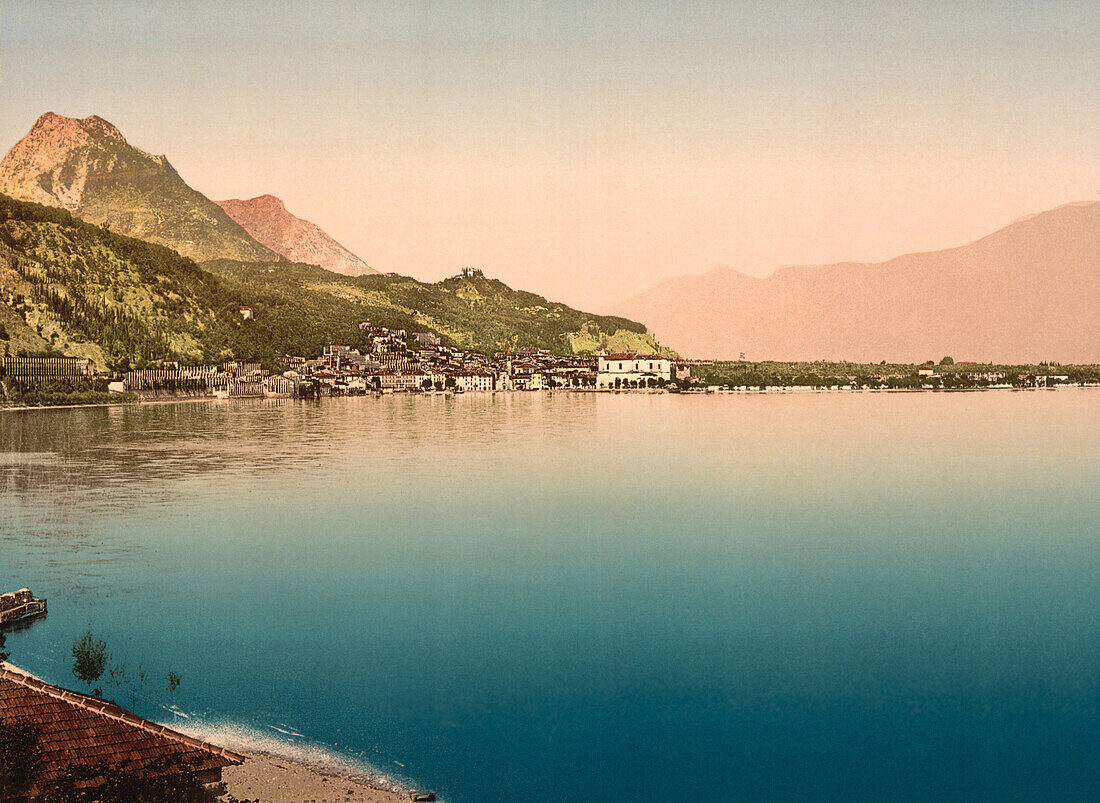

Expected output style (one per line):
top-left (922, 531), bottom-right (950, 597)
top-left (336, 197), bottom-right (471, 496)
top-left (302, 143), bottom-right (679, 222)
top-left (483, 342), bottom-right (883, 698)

top-left (2, 1), bottom-right (1097, 311)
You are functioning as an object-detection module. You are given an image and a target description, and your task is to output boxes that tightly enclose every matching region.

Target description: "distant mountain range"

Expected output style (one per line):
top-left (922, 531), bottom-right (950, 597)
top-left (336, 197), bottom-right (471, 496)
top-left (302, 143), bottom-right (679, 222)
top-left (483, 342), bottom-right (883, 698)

top-left (3, 112), bottom-right (1094, 367)
top-left (217, 194), bottom-right (375, 276)
top-left (615, 202), bottom-right (1100, 363)
top-left (0, 114), bottom-right (663, 369)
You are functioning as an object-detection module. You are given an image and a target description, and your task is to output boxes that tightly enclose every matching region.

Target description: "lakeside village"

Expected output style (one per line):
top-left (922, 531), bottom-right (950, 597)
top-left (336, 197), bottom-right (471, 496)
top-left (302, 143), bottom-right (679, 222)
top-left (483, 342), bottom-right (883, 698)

top-left (2, 322), bottom-right (1098, 406)
top-left (1, 322), bottom-right (697, 403)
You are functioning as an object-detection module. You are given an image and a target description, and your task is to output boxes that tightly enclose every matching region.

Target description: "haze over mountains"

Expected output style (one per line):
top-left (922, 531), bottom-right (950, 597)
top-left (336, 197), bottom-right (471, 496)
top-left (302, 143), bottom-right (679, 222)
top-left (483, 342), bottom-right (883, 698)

top-left (2, 112), bottom-right (1096, 366)
top-left (217, 195), bottom-right (376, 277)
top-left (616, 202), bottom-right (1100, 363)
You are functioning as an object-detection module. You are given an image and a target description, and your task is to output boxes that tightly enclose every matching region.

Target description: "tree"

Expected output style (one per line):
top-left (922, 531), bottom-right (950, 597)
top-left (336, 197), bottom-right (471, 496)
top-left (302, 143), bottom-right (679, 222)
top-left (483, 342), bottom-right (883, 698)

top-left (106, 659), bottom-right (129, 700)
top-left (72, 631), bottom-right (109, 697)
top-left (939, 356), bottom-right (954, 365)
top-left (43, 752), bottom-right (226, 803)
top-left (0, 720), bottom-right (41, 795)
top-left (165, 670), bottom-right (182, 702)
top-left (158, 670), bottom-right (183, 724)
top-left (0, 630), bottom-right (9, 663)
top-left (131, 664), bottom-right (148, 712)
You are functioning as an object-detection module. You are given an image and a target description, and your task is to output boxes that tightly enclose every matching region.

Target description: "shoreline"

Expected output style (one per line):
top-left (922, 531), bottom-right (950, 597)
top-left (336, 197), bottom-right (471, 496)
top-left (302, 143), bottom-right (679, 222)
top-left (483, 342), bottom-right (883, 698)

top-left (224, 749), bottom-right (416, 802)
top-left (2, 378), bottom-right (1091, 409)
top-left (1, 383), bottom-right (1095, 414)
top-left (164, 718), bottom-right (432, 802)
top-left (0, 396), bottom-right (212, 413)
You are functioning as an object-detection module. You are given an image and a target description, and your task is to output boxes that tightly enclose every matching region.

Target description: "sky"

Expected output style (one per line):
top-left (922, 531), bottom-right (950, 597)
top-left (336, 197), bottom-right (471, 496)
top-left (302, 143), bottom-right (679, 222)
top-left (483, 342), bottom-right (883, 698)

top-left (1, 0), bottom-right (1097, 310)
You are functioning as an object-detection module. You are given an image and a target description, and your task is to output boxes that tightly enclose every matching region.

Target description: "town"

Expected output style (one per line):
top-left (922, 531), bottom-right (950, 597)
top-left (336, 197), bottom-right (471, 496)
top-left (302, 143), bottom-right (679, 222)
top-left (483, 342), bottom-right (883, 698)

top-left (3, 329), bottom-right (1099, 407)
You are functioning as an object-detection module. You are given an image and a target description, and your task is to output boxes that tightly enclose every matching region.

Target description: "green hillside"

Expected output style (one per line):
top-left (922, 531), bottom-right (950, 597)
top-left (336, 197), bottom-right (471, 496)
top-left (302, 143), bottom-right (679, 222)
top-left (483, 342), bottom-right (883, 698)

top-left (42, 140), bottom-right (278, 264)
top-left (205, 259), bottom-right (670, 359)
top-left (0, 194), bottom-right (666, 370)
top-left (74, 142), bottom-right (278, 263)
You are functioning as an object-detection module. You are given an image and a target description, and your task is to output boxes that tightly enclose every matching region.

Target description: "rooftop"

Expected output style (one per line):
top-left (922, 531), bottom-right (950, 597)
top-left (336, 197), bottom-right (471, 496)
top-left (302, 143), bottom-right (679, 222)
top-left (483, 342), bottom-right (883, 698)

top-left (0, 663), bottom-right (242, 793)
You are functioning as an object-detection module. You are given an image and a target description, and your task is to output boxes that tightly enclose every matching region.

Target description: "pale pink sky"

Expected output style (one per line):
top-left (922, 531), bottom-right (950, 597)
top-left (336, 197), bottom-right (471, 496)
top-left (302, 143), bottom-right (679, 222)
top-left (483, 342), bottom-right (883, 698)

top-left (3, 1), bottom-right (1098, 310)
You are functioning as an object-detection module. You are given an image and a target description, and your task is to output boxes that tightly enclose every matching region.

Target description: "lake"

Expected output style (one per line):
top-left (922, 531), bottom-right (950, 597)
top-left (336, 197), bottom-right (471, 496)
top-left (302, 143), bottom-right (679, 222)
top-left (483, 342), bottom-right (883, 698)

top-left (2, 390), bottom-right (1099, 801)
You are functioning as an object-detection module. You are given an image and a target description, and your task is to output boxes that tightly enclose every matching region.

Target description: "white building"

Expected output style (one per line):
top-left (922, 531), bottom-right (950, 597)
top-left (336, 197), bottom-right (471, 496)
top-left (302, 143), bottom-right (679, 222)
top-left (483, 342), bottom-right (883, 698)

top-left (511, 372), bottom-right (545, 391)
top-left (596, 353), bottom-right (672, 389)
top-left (455, 372), bottom-right (494, 392)
top-left (378, 371), bottom-right (430, 391)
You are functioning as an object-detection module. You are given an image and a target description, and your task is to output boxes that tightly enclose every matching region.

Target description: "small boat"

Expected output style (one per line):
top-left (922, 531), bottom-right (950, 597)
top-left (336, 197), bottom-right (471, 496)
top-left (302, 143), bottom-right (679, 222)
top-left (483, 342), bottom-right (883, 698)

top-left (409, 792), bottom-right (436, 802)
top-left (0, 588), bottom-right (47, 627)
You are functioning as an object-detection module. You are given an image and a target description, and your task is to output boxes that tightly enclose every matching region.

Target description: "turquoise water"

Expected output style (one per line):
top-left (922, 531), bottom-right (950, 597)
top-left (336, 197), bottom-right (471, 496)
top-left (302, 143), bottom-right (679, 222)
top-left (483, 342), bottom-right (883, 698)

top-left (2, 391), bottom-right (1099, 801)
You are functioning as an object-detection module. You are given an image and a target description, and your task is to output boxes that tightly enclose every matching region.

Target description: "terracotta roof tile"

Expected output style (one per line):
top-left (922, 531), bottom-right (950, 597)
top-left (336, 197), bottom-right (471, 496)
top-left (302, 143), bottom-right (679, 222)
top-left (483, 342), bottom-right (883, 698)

top-left (0, 664), bottom-right (242, 792)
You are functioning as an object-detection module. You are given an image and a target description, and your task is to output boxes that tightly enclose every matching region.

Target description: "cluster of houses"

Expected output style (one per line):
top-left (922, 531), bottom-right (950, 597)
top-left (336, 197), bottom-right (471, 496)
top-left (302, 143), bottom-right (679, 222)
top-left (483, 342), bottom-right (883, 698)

top-left (915, 365), bottom-right (1068, 388)
top-left (0, 324), bottom-right (688, 400)
top-left (3, 350), bottom-right (1095, 402)
top-left (110, 360), bottom-right (267, 399)
top-left (274, 324), bottom-right (692, 396)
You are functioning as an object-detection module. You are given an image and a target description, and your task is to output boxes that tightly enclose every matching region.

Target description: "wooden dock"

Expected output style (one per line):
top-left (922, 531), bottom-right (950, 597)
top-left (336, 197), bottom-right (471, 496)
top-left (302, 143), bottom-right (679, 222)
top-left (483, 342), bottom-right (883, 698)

top-left (0, 588), bottom-right (47, 627)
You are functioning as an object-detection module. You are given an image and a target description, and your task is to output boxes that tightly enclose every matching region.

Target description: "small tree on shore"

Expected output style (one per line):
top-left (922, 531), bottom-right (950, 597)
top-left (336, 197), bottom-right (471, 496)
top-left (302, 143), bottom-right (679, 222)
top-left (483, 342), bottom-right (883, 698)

top-left (165, 669), bottom-right (182, 714)
top-left (128, 663), bottom-right (148, 712)
top-left (72, 630), bottom-right (109, 697)
top-left (0, 630), bottom-right (9, 663)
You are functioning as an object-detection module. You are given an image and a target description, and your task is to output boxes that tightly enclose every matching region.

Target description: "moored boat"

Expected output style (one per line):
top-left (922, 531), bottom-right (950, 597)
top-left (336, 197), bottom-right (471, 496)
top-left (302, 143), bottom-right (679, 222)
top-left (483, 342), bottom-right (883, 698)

top-left (0, 588), bottom-right (47, 627)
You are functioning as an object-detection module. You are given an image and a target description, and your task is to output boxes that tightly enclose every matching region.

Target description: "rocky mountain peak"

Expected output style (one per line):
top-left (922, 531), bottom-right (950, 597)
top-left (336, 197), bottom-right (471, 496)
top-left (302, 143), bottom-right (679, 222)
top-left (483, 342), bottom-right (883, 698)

top-left (0, 113), bottom-right (134, 210)
top-left (216, 195), bottom-right (376, 276)
top-left (29, 112), bottom-right (126, 147)
top-left (0, 112), bottom-right (278, 263)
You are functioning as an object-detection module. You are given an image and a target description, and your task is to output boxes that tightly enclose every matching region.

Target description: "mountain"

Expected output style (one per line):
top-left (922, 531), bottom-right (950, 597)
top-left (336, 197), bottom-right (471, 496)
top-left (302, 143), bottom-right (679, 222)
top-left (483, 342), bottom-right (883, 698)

top-left (0, 194), bottom-right (664, 369)
top-left (217, 195), bottom-right (376, 276)
top-left (615, 202), bottom-right (1100, 363)
top-left (0, 112), bottom-right (277, 263)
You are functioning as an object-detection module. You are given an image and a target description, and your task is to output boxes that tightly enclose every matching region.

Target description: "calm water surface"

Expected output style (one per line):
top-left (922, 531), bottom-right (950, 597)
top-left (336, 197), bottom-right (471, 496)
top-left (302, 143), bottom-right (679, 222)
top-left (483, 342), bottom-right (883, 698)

top-left (2, 391), bottom-right (1099, 801)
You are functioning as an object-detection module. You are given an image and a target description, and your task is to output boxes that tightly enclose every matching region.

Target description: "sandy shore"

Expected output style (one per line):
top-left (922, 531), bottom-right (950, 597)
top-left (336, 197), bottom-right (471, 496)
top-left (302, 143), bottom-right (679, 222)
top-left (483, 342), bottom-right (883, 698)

top-left (223, 750), bottom-right (418, 802)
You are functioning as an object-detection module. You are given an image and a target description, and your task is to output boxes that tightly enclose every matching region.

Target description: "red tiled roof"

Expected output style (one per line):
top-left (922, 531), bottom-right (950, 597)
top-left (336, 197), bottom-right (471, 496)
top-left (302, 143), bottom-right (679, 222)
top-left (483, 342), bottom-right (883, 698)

top-left (0, 664), bottom-right (242, 791)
